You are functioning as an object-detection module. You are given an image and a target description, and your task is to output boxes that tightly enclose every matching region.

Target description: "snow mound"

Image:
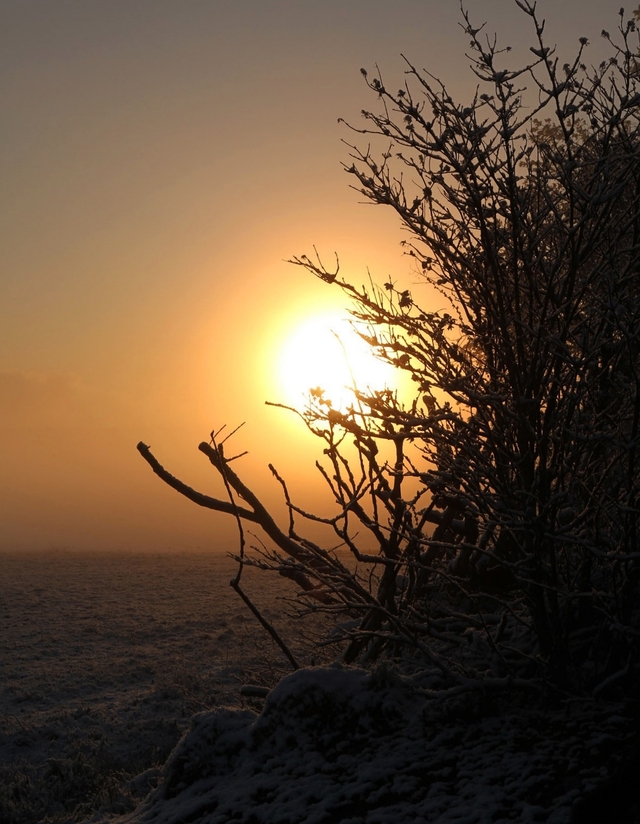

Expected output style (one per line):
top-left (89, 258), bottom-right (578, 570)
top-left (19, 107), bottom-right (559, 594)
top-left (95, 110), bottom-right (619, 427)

top-left (101, 666), bottom-right (634, 824)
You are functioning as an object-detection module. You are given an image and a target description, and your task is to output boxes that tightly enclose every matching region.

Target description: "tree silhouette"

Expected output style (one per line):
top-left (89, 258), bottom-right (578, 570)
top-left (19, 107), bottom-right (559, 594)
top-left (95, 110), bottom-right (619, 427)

top-left (139, 2), bottom-right (640, 698)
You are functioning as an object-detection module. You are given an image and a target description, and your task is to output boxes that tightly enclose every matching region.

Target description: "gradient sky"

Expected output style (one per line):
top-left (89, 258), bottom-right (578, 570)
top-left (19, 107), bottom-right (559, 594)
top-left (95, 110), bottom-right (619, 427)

top-left (1, 0), bottom-right (616, 552)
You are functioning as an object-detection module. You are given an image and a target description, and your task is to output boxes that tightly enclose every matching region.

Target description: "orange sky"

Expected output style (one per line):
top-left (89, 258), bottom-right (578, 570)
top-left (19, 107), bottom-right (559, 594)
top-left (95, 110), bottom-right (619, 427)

top-left (1, 0), bottom-right (615, 552)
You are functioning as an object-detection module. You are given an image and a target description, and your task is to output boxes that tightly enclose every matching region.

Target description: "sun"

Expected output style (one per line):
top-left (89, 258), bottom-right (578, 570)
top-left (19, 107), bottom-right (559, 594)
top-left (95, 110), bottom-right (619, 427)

top-left (275, 310), bottom-right (394, 410)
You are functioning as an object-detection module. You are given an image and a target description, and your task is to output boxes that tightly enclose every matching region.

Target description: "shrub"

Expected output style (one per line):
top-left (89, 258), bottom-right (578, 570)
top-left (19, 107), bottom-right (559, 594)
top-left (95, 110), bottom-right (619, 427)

top-left (139, 2), bottom-right (640, 698)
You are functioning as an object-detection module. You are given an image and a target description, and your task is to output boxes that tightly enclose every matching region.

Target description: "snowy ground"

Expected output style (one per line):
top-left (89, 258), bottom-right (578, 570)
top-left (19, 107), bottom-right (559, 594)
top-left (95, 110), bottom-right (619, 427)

top-left (0, 550), bottom-right (322, 823)
top-left (95, 666), bottom-right (639, 824)
top-left (1, 551), bottom-right (638, 824)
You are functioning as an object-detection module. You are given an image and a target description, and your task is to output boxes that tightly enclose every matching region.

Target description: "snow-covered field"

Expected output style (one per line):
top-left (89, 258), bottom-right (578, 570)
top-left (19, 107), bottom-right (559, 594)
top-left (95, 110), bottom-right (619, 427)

top-left (0, 550), bottom-right (319, 823)
top-left (1, 550), bottom-right (638, 824)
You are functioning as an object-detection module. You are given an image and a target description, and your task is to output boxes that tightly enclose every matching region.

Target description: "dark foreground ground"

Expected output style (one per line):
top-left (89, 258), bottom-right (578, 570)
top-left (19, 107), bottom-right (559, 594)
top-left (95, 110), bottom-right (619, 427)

top-left (0, 550), bottom-right (638, 824)
top-left (0, 550), bottom-right (311, 823)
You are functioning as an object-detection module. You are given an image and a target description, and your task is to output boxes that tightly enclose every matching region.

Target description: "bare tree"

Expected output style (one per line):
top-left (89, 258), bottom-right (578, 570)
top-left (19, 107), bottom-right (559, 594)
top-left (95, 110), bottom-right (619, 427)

top-left (139, 2), bottom-right (640, 698)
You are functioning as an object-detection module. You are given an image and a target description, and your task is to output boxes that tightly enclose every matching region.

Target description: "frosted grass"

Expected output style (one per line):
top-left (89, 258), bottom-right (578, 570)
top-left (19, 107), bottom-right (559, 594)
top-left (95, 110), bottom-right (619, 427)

top-left (1, 551), bottom-right (637, 823)
top-left (0, 550), bottom-right (313, 823)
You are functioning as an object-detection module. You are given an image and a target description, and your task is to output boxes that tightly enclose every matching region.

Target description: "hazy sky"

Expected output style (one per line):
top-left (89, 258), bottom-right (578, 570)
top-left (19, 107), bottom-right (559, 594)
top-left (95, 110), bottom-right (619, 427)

top-left (1, 0), bottom-right (617, 552)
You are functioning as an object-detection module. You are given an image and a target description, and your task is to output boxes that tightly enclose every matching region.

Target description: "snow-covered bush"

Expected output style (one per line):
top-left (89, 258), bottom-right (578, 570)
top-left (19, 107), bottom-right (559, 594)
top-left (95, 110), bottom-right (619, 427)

top-left (139, 2), bottom-right (640, 698)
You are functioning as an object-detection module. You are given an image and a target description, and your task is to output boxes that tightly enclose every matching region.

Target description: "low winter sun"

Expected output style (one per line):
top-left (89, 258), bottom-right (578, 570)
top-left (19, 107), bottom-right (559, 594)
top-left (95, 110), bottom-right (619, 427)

top-left (275, 311), bottom-right (394, 411)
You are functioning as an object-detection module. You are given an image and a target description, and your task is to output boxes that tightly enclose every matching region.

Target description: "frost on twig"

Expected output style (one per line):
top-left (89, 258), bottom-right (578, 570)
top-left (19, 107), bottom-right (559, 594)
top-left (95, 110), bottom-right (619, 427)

top-left (139, 3), bottom-right (640, 698)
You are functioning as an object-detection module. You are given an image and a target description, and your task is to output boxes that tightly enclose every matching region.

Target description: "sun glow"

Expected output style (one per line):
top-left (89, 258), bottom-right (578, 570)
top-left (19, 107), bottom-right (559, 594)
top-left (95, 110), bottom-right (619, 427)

top-left (275, 311), bottom-right (394, 411)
